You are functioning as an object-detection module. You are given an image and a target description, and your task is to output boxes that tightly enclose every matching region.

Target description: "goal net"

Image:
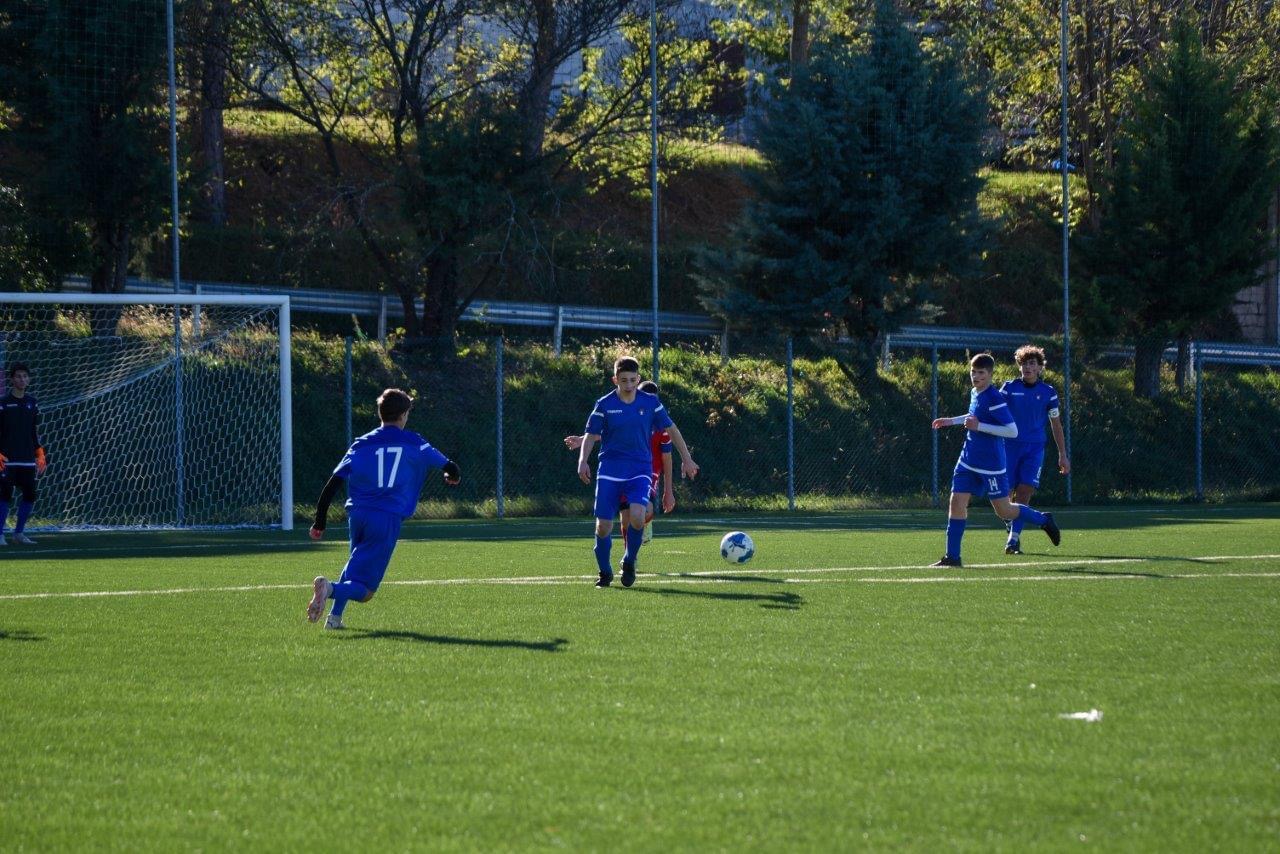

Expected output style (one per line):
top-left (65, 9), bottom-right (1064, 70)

top-left (0, 294), bottom-right (293, 530)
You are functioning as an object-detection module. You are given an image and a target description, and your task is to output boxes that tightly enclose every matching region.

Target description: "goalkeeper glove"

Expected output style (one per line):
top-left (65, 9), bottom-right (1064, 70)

top-left (0, 452), bottom-right (6, 472)
top-left (35, 448), bottom-right (46, 475)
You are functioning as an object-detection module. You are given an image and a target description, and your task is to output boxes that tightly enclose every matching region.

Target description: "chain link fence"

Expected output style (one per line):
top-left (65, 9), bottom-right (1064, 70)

top-left (332, 333), bottom-right (1280, 519)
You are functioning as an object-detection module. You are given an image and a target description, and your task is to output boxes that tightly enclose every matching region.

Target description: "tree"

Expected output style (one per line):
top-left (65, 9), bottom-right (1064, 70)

top-left (0, 0), bottom-right (171, 300)
top-left (1076, 16), bottom-right (1280, 399)
top-left (696, 0), bottom-right (987, 378)
top-left (236, 0), bottom-right (705, 349)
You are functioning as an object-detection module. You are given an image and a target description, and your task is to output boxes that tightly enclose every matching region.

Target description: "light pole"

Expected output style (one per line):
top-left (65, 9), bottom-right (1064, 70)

top-left (1059, 0), bottom-right (1073, 503)
top-left (649, 0), bottom-right (660, 383)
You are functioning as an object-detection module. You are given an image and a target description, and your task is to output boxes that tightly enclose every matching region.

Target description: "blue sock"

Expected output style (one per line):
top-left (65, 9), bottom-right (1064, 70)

top-left (945, 518), bottom-right (966, 560)
top-left (329, 579), bottom-right (369, 617)
top-left (624, 525), bottom-right (644, 563)
top-left (15, 501), bottom-right (33, 534)
top-left (1010, 516), bottom-right (1025, 539)
top-left (593, 535), bottom-right (612, 575)
top-left (1015, 504), bottom-right (1046, 526)
top-left (0, 500), bottom-right (8, 534)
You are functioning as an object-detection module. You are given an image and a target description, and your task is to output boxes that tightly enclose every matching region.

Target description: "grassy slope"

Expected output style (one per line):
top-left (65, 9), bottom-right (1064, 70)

top-left (1, 507), bottom-right (1277, 850)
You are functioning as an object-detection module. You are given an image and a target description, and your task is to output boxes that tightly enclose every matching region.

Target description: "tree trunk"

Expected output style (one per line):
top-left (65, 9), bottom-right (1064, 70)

top-left (198, 0), bottom-right (231, 226)
top-left (89, 220), bottom-right (130, 336)
top-left (409, 252), bottom-right (459, 353)
top-left (1174, 334), bottom-right (1191, 389)
top-left (519, 0), bottom-right (558, 161)
top-left (1133, 337), bottom-right (1166, 399)
top-left (789, 0), bottom-right (811, 76)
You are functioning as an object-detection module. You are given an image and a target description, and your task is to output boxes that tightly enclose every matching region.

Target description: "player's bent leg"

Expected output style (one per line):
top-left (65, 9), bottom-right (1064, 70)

top-left (934, 489), bottom-right (973, 567)
top-left (1007, 484), bottom-right (1034, 552)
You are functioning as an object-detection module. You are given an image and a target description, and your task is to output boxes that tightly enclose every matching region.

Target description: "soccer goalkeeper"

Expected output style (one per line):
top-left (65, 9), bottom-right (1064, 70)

top-left (0, 363), bottom-right (47, 546)
top-left (306, 388), bottom-right (461, 630)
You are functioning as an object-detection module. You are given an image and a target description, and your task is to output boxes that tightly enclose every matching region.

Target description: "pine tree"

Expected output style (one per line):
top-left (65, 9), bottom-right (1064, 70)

top-left (1077, 16), bottom-right (1280, 399)
top-left (697, 0), bottom-right (986, 377)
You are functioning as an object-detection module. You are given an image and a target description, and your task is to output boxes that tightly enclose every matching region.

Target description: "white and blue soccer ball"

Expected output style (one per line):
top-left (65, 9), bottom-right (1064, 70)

top-left (720, 531), bottom-right (755, 564)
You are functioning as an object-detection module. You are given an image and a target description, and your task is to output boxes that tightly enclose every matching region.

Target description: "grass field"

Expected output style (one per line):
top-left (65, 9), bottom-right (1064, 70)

top-left (3, 505), bottom-right (1279, 851)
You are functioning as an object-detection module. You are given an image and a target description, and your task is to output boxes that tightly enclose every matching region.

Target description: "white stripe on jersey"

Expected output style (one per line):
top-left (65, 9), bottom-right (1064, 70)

top-left (958, 460), bottom-right (1007, 476)
top-left (988, 402), bottom-right (1008, 410)
top-left (597, 474), bottom-right (654, 482)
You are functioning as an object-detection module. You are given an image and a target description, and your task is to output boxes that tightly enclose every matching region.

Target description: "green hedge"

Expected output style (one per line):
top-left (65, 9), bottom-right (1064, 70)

top-left (289, 334), bottom-right (1280, 520)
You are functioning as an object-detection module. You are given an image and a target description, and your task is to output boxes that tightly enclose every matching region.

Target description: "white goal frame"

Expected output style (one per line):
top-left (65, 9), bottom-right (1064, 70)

top-left (2, 293), bottom-right (293, 530)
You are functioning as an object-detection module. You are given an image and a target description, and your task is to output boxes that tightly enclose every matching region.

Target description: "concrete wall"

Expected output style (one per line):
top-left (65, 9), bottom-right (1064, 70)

top-left (1233, 188), bottom-right (1280, 344)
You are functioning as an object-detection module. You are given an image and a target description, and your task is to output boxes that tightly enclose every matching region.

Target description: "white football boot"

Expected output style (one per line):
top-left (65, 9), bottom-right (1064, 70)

top-left (307, 576), bottom-right (332, 623)
top-left (11, 533), bottom-right (35, 545)
top-left (324, 614), bottom-right (345, 631)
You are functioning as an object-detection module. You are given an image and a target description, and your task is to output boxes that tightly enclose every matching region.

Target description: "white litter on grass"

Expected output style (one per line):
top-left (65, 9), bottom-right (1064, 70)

top-left (1059, 709), bottom-right (1103, 722)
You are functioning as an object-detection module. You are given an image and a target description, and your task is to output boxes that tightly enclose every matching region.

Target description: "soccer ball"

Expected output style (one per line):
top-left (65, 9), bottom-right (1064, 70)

top-left (720, 531), bottom-right (755, 564)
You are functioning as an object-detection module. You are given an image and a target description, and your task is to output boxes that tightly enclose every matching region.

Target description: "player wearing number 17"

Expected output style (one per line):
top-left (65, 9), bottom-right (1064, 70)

top-left (306, 388), bottom-right (461, 629)
top-left (930, 353), bottom-right (1060, 568)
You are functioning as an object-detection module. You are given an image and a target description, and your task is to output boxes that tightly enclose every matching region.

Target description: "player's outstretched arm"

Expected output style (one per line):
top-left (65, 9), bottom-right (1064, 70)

top-left (563, 434), bottom-right (585, 451)
top-left (442, 459), bottom-right (462, 486)
top-left (932, 415), bottom-right (965, 429)
top-left (310, 474), bottom-right (344, 539)
top-left (665, 423), bottom-right (699, 479)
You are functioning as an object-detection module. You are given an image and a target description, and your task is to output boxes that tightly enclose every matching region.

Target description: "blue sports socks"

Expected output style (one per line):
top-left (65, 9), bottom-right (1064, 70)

top-left (594, 535), bottom-right (612, 575)
top-left (945, 518), bottom-right (966, 560)
top-left (0, 500), bottom-right (8, 533)
top-left (15, 501), bottom-right (33, 534)
top-left (623, 525), bottom-right (644, 563)
top-left (328, 577), bottom-right (370, 617)
top-left (1014, 504), bottom-right (1046, 527)
top-left (1009, 516), bottom-right (1025, 540)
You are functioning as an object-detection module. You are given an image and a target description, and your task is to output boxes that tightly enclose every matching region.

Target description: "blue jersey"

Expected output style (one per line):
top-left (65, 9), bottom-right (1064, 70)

top-left (999, 379), bottom-right (1060, 447)
top-left (333, 425), bottom-right (449, 518)
top-left (585, 389), bottom-right (674, 480)
top-left (957, 385), bottom-right (1014, 476)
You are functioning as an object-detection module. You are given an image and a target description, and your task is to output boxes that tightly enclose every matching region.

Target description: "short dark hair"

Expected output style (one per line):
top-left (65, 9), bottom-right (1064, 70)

top-left (377, 388), bottom-right (413, 422)
top-left (8, 362), bottom-right (30, 378)
top-left (638, 380), bottom-right (659, 394)
top-left (614, 356), bottom-right (640, 375)
top-left (1015, 345), bottom-right (1046, 366)
top-left (970, 353), bottom-right (995, 372)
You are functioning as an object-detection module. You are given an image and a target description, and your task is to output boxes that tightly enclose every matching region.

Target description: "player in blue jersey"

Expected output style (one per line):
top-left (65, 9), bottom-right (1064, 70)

top-left (930, 353), bottom-right (1061, 567)
top-left (306, 388), bottom-right (461, 629)
top-left (999, 345), bottom-right (1071, 554)
top-left (577, 357), bottom-right (699, 588)
top-left (0, 364), bottom-right (47, 546)
top-left (564, 380), bottom-right (675, 544)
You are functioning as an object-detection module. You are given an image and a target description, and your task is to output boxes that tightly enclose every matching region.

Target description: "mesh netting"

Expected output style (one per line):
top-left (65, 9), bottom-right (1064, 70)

top-left (0, 300), bottom-right (283, 528)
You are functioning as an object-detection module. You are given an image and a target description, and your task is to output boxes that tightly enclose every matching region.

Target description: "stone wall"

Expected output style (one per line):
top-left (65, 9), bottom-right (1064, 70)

top-left (1233, 188), bottom-right (1280, 344)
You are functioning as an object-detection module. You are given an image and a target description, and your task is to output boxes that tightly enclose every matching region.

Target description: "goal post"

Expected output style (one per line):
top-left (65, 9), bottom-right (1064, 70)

top-left (0, 293), bottom-right (293, 530)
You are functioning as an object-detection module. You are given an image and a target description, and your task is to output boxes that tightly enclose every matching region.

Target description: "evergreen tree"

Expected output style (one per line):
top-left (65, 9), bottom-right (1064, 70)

top-left (0, 0), bottom-right (172, 298)
top-left (697, 0), bottom-right (986, 377)
top-left (1077, 16), bottom-right (1280, 399)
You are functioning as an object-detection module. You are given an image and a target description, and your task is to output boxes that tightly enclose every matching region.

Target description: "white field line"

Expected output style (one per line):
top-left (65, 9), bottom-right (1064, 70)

top-left (3, 554), bottom-right (1280, 602)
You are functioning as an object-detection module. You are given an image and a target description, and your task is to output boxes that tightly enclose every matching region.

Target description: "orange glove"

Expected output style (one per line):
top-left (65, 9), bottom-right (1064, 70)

top-left (35, 448), bottom-right (46, 475)
top-left (0, 452), bottom-right (6, 472)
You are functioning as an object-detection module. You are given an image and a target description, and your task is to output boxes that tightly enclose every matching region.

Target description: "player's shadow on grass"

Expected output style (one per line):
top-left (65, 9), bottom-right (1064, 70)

top-left (631, 586), bottom-right (803, 610)
top-left (1045, 566), bottom-right (1171, 579)
top-left (661, 572), bottom-right (787, 584)
top-left (336, 629), bottom-right (569, 652)
top-left (0, 629), bottom-right (45, 641)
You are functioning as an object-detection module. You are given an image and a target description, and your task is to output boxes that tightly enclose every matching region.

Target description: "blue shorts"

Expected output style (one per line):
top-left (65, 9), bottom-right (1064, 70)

top-left (951, 466), bottom-right (1010, 500)
top-left (342, 507), bottom-right (403, 591)
top-left (1005, 441), bottom-right (1046, 489)
top-left (594, 475), bottom-right (652, 520)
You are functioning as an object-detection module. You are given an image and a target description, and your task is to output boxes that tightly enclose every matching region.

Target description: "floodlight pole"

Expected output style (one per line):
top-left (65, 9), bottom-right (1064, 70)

top-left (166, 0), bottom-right (185, 524)
top-left (1059, 0), bottom-right (1073, 504)
top-left (649, 0), bottom-right (660, 383)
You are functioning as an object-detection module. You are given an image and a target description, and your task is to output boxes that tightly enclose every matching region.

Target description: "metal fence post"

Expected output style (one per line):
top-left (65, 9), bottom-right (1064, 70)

top-left (496, 336), bottom-right (505, 520)
top-left (344, 336), bottom-right (353, 447)
top-left (377, 296), bottom-right (387, 345)
top-left (786, 337), bottom-right (795, 512)
top-left (1194, 341), bottom-right (1203, 501)
top-left (931, 346), bottom-right (939, 508)
top-left (553, 306), bottom-right (563, 356)
top-left (721, 319), bottom-right (730, 364)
